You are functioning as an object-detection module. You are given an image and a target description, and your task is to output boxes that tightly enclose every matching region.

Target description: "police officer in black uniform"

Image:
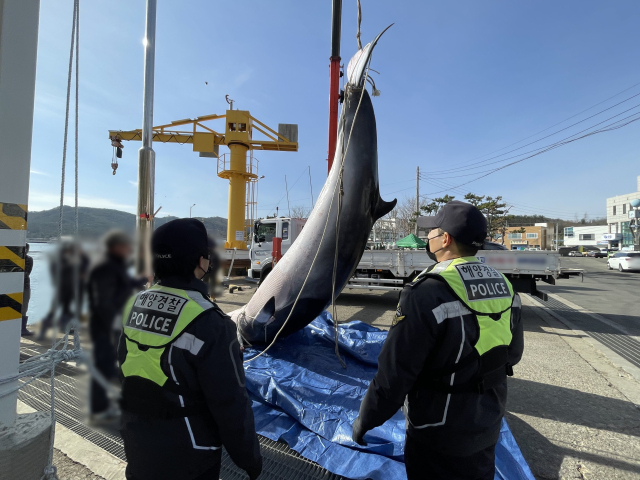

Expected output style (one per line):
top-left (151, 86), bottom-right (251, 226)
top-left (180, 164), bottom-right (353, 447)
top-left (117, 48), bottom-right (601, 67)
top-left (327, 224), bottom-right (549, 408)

top-left (118, 218), bottom-right (262, 480)
top-left (352, 201), bottom-right (524, 480)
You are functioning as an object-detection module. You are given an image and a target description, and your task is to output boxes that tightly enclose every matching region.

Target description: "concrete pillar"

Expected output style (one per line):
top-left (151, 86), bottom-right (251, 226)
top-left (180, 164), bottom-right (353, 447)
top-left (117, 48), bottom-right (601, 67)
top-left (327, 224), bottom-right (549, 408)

top-left (0, 4), bottom-right (54, 478)
top-left (0, 0), bottom-right (40, 428)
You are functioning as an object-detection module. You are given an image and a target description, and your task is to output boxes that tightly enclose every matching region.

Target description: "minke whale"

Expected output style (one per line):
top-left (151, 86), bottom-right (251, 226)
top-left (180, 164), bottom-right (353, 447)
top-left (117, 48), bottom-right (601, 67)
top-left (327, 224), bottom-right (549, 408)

top-left (230, 27), bottom-right (396, 344)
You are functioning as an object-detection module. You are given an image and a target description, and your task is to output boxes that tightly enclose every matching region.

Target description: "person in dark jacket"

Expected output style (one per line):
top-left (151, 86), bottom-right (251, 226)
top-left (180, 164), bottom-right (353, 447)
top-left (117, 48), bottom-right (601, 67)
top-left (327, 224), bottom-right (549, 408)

top-left (353, 201), bottom-right (524, 480)
top-left (118, 218), bottom-right (262, 480)
top-left (37, 241), bottom-right (89, 340)
top-left (88, 231), bottom-right (147, 421)
top-left (21, 243), bottom-right (34, 336)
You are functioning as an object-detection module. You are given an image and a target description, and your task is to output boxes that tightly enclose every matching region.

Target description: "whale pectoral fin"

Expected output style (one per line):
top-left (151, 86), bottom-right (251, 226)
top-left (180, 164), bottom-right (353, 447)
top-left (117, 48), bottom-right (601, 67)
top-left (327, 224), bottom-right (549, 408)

top-left (374, 197), bottom-right (397, 220)
top-left (255, 296), bottom-right (276, 325)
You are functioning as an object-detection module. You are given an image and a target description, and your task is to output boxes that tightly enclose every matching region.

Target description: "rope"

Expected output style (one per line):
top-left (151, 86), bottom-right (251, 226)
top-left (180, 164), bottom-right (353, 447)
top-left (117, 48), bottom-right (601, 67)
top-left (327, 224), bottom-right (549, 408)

top-left (57, 0), bottom-right (77, 241)
top-left (244, 66), bottom-right (372, 365)
top-left (45, 2), bottom-right (79, 477)
top-left (356, 0), bottom-right (362, 50)
top-left (331, 113), bottom-right (347, 369)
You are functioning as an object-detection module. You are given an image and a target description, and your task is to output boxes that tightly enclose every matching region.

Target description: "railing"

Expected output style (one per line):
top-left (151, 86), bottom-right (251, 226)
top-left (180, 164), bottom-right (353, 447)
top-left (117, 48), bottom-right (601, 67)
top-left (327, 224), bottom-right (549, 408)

top-left (216, 152), bottom-right (259, 177)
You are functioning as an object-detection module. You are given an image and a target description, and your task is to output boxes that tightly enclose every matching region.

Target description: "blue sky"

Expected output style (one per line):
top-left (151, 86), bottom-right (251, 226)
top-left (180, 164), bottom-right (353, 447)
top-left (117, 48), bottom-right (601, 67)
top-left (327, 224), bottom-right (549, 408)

top-left (29, 0), bottom-right (640, 221)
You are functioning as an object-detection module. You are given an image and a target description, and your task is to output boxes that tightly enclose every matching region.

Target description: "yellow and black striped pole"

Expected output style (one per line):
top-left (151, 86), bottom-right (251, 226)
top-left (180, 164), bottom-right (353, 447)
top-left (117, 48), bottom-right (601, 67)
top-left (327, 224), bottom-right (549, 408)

top-left (0, 204), bottom-right (28, 322)
top-left (0, 0), bottom-right (40, 428)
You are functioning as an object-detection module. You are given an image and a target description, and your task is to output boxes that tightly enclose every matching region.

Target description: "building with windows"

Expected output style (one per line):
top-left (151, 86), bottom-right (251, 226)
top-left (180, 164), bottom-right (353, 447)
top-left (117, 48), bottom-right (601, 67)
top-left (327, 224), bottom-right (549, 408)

top-left (369, 217), bottom-right (400, 246)
top-left (605, 175), bottom-right (640, 250)
top-left (503, 223), bottom-right (555, 250)
top-left (563, 225), bottom-right (608, 249)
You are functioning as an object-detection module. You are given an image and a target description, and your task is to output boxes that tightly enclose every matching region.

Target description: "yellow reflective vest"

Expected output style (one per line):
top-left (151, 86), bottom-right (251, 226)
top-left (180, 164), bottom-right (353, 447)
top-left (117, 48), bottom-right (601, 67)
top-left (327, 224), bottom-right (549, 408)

top-left (416, 256), bottom-right (515, 393)
top-left (120, 285), bottom-right (214, 388)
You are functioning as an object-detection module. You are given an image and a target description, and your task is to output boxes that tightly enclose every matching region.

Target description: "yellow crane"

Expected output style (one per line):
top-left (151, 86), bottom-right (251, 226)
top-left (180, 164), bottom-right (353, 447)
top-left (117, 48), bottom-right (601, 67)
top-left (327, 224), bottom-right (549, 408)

top-left (109, 103), bottom-right (298, 250)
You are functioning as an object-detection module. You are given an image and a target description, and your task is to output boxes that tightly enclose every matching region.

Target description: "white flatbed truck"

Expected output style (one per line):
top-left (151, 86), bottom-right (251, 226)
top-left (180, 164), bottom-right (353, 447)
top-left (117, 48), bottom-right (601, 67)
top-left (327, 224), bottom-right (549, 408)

top-left (248, 217), bottom-right (580, 300)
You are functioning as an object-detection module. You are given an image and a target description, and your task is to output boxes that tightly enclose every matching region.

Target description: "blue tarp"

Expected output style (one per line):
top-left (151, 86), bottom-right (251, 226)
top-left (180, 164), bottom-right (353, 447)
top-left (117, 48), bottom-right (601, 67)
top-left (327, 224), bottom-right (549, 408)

top-left (243, 312), bottom-right (534, 480)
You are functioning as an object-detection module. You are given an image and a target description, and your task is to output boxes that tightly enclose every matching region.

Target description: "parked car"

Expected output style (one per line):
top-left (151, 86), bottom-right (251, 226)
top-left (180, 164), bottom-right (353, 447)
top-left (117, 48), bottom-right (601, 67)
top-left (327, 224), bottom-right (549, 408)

top-left (607, 252), bottom-right (640, 271)
top-left (567, 250), bottom-right (583, 257)
top-left (587, 250), bottom-right (607, 258)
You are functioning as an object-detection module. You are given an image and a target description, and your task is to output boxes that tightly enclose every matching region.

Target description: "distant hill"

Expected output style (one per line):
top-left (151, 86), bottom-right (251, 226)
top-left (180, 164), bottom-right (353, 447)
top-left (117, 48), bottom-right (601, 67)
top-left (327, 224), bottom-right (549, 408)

top-left (27, 206), bottom-right (227, 240)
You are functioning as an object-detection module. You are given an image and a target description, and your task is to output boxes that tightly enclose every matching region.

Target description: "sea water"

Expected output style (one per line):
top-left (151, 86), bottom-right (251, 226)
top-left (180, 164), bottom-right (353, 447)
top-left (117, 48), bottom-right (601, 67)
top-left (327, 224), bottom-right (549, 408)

top-left (26, 242), bottom-right (55, 325)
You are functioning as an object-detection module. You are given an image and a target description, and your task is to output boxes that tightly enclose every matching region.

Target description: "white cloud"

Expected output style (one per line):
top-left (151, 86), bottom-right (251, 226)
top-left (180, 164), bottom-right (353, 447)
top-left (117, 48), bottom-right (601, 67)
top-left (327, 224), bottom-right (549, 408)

top-left (129, 180), bottom-right (138, 187)
top-left (28, 191), bottom-right (135, 213)
top-left (30, 169), bottom-right (50, 176)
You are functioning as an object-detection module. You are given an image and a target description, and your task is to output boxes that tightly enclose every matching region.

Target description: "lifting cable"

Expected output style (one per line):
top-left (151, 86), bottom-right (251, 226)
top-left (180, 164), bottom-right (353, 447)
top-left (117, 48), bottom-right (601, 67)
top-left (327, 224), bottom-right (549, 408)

top-left (356, 0), bottom-right (362, 50)
top-left (243, 66), bottom-right (374, 366)
top-left (46, 1), bottom-right (81, 477)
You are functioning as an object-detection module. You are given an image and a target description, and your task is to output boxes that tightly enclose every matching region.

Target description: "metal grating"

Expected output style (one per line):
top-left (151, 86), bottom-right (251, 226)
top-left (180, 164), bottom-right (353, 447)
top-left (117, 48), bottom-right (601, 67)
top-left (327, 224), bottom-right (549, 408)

top-left (18, 340), bottom-right (346, 480)
top-left (542, 294), bottom-right (640, 370)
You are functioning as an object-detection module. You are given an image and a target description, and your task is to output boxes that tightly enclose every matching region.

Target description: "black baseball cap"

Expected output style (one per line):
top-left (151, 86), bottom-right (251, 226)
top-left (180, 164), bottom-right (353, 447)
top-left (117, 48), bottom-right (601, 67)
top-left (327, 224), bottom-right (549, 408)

top-left (417, 201), bottom-right (486, 248)
top-left (152, 218), bottom-right (209, 278)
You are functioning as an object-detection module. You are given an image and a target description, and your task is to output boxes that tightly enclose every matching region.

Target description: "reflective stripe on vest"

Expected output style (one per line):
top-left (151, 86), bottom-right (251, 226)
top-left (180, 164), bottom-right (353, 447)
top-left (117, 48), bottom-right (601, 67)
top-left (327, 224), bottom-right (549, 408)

top-left (426, 257), bottom-right (514, 356)
top-left (120, 285), bottom-right (213, 387)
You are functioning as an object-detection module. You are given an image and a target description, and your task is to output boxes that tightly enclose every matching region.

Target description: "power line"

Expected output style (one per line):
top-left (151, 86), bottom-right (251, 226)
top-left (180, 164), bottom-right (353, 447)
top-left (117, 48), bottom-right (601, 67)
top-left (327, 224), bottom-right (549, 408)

top-left (422, 99), bottom-right (640, 176)
top-left (421, 82), bottom-right (640, 175)
top-left (419, 111), bottom-right (640, 195)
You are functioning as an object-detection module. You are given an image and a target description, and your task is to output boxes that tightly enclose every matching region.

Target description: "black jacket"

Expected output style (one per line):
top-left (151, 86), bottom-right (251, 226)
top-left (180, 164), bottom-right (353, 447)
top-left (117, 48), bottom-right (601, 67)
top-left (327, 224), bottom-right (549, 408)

top-left (118, 276), bottom-right (262, 480)
top-left (88, 254), bottom-right (146, 336)
top-left (24, 254), bottom-right (33, 288)
top-left (358, 260), bottom-right (524, 456)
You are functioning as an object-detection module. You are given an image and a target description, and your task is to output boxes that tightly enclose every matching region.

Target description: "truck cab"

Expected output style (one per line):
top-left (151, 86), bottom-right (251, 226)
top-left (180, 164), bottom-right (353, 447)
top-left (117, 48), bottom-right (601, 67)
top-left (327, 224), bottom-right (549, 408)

top-left (248, 217), bottom-right (307, 282)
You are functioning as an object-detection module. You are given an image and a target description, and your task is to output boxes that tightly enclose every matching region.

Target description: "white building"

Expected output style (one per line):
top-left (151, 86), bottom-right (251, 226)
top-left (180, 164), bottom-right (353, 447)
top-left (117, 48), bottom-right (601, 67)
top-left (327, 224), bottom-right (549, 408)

top-left (369, 217), bottom-right (400, 245)
top-left (563, 225), bottom-right (609, 248)
top-left (605, 175), bottom-right (640, 249)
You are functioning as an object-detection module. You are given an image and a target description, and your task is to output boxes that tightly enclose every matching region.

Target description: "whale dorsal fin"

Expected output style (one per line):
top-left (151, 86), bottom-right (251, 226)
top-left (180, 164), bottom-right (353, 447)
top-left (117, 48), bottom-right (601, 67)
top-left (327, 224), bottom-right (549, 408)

top-left (374, 197), bottom-right (397, 221)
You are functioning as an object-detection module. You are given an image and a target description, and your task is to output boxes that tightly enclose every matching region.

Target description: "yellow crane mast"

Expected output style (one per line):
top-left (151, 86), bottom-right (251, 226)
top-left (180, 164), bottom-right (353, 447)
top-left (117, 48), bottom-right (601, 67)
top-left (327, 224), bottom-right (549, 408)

top-left (109, 105), bottom-right (298, 249)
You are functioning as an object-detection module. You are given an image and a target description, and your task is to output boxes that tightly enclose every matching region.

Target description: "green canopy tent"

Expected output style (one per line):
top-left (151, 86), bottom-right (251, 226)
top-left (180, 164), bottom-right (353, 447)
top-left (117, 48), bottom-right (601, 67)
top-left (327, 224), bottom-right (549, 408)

top-left (396, 234), bottom-right (427, 249)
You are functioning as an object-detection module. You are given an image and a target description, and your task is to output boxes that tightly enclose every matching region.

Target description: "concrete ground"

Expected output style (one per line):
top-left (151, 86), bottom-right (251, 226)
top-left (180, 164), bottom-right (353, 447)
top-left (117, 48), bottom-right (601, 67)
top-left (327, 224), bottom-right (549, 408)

top-left (53, 449), bottom-right (105, 480)
top-left (508, 297), bottom-right (640, 480)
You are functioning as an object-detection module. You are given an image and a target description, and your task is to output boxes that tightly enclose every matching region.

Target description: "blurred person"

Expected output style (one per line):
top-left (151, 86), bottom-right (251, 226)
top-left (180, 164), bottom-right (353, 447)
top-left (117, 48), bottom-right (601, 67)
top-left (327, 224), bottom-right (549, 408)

top-left (118, 218), bottom-right (262, 480)
top-left (37, 241), bottom-right (89, 340)
top-left (201, 235), bottom-right (221, 298)
top-left (88, 231), bottom-right (148, 423)
top-left (21, 243), bottom-right (34, 337)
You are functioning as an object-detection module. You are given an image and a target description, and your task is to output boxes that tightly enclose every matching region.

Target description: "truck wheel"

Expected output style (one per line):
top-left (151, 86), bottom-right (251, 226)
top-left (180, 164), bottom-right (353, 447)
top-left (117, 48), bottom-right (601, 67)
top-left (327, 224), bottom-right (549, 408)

top-left (259, 266), bottom-right (272, 285)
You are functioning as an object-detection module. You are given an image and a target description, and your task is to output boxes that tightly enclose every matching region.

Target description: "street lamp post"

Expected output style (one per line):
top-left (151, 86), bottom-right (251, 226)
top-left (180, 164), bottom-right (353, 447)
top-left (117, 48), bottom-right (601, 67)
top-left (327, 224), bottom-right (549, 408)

top-left (190, 203), bottom-right (196, 218)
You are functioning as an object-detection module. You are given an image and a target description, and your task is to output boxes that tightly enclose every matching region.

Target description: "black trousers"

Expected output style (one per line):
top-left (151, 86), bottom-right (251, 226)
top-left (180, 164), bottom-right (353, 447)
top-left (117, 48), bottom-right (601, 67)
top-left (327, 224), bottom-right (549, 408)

top-left (21, 285), bottom-right (31, 332)
top-left (404, 434), bottom-right (496, 480)
top-left (124, 444), bottom-right (221, 480)
top-left (192, 460), bottom-right (221, 480)
top-left (90, 330), bottom-right (117, 414)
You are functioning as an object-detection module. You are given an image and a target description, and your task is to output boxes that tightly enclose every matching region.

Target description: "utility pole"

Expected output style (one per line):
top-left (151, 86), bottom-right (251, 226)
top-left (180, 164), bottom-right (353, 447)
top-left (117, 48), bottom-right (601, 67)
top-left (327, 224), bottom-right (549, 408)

top-left (555, 223), bottom-right (558, 251)
top-left (415, 166), bottom-right (419, 235)
top-left (327, 0), bottom-right (342, 175)
top-left (136, 0), bottom-right (157, 275)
